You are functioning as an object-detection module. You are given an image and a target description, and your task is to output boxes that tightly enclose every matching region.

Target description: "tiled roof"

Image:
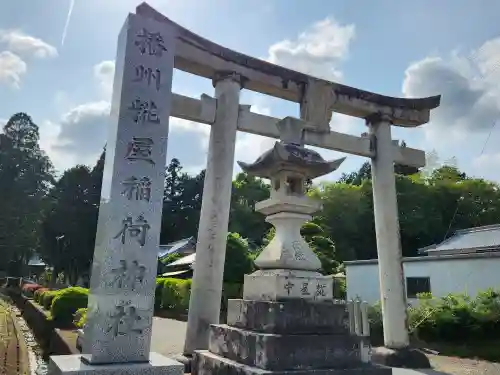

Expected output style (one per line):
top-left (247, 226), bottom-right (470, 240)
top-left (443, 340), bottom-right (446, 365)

top-left (167, 252), bottom-right (196, 267)
top-left (158, 237), bottom-right (194, 258)
top-left (420, 224), bottom-right (500, 255)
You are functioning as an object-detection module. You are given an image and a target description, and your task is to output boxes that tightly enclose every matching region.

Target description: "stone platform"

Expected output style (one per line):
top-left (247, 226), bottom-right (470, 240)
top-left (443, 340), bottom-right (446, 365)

top-left (192, 299), bottom-right (391, 375)
top-left (193, 350), bottom-right (391, 375)
top-left (48, 352), bottom-right (184, 375)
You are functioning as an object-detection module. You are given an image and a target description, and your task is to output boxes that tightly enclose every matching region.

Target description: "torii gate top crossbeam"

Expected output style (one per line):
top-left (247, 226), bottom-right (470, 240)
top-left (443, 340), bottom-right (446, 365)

top-left (136, 2), bottom-right (440, 129)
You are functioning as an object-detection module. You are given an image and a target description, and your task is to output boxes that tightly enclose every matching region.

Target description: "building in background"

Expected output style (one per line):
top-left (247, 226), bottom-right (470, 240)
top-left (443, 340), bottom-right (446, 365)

top-left (158, 237), bottom-right (197, 278)
top-left (158, 237), bottom-right (196, 260)
top-left (345, 224), bottom-right (500, 304)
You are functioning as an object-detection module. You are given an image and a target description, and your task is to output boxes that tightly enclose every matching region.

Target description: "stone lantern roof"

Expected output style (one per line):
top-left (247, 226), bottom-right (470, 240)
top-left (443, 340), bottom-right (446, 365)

top-left (237, 117), bottom-right (345, 180)
top-left (237, 142), bottom-right (345, 180)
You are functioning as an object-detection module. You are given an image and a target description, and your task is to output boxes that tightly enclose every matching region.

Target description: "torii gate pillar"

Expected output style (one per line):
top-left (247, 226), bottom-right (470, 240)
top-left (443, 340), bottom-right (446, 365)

top-left (366, 113), bottom-right (431, 368)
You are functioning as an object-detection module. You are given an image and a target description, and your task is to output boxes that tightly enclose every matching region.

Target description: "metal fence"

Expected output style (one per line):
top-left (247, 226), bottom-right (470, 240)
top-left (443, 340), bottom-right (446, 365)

top-left (347, 299), bottom-right (371, 363)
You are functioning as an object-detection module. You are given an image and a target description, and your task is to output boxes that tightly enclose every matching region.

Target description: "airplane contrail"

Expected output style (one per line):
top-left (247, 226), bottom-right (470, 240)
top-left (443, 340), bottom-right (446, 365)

top-left (61, 0), bottom-right (75, 46)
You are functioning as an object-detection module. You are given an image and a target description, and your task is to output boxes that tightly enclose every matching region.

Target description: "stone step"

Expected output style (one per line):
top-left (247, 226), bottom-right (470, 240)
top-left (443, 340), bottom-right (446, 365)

top-left (227, 299), bottom-right (349, 334)
top-left (192, 350), bottom-right (392, 375)
top-left (208, 324), bottom-right (364, 371)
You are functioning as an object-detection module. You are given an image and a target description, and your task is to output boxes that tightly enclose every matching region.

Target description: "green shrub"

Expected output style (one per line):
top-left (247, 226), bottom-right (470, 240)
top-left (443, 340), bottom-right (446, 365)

top-left (161, 278), bottom-right (191, 313)
top-left (161, 252), bottom-right (183, 265)
top-left (155, 278), bottom-right (167, 310)
top-left (34, 287), bottom-right (49, 303)
top-left (177, 280), bottom-right (192, 312)
top-left (369, 289), bottom-right (500, 344)
top-left (333, 277), bottom-right (346, 299)
top-left (73, 308), bottom-right (87, 328)
top-left (223, 233), bottom-right (253, 284)
top-left (158, 277), bottom-right (242, 315)
top-left (42, 290), bottom-right (59, 310)
top-left (368, 303), bottom-right (384, 346)
top-left (51, 287), bottom-right (89, 324)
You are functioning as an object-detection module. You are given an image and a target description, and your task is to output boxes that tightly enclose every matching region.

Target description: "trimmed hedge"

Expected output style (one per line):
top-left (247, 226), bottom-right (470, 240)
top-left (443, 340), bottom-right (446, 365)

top-left (21, 283), bottom-right (42, 298)
top-left (155, 278), bottom-right (167, 310)
top-left (42, 290), bottom-right (59, 310)
top-left (43, 278), bottom-right (244, 328)
top-left (51, 287), bottom-right (89, 324)
top-left (157, 278), bottom-right (242, 314)
top-left (34, 288), bottom-right (49, 304)
top-left (73, 307), bottom-right (87, 328)
top-left (161, 278), bottom-right (191, 312)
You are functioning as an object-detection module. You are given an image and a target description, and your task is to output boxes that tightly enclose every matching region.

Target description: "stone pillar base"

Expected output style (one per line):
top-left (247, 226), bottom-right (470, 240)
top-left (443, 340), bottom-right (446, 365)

top-left (48, 353), bottom-right (184, 375)
top-left (170, 353), bottom-right (192, 373)
top-left (191, 299), bottom-right (391, 375)
top-left (193, 350), bottom-right (391, 375)
top-left (371, 347), bottom-right (431, 369)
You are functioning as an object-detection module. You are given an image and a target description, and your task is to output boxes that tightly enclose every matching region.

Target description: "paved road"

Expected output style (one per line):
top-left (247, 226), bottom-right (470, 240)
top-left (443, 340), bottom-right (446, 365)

top-left (150, 317), bottom-right (500, 375)
top-left (151, 317), bottom-right (187, 356)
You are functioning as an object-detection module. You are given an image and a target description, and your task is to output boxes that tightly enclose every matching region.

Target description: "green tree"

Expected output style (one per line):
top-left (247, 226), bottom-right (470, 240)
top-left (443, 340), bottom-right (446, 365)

top-left (39, 149), bottom-right (104, 284)
top-left (223, 233), bottom-right (254, 283)
top-left (160, 159), bottom-right (205, 244)
top-left (40, 165), bottom-right (97, 284)
top-left (229, 173), bottom-right (270, 247)
top-left (310, 182), bottom-right (376, 260)
top-left (0, 112), bottom-right (54, 275)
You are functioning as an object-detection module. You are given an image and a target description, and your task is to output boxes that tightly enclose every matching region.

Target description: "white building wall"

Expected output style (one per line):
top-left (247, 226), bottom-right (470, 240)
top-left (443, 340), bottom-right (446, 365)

top-left (346, 256), bottom-right (500, 305)
top-left (346, 263), bottom-right (380, 304)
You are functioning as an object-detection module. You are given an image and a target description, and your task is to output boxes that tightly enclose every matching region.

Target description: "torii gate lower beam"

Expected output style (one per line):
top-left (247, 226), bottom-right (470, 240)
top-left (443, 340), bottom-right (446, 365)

top-left (171, 93), bottom-right (426, 168)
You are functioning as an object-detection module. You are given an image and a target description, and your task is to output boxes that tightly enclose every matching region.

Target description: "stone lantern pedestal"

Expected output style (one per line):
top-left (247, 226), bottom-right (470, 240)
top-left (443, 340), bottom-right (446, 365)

top-left (191, 118), bottom-right (391, 375)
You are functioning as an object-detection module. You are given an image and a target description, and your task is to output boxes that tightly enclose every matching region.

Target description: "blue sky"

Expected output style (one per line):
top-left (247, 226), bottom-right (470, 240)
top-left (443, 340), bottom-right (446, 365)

top-left (1, 0), bottom-right (500, 182)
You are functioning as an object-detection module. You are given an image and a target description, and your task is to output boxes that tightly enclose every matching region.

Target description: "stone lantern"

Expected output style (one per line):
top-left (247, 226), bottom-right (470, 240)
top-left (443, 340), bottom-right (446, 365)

top-left (237, 117), bottom-right (345, 301)
top-left (193, 117), bottom-right (389, 375)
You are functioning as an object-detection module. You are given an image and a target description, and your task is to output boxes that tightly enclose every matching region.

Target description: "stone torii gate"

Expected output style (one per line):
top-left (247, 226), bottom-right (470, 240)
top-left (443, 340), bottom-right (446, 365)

top-left (134, 1), bottom-right (440, 362)
top-left (49, 3), bottom-right (440, 374)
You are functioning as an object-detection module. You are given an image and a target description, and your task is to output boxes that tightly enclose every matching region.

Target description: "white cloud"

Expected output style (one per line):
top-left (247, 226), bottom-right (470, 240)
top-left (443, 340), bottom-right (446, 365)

top-left (402, 37), bottom-right (500, 142)
top-left (0, 30), bottom-right (57, 59)
top-left (234, 105), bottom-right (274, 171)
top-left (266, 17), bottom-right (355, 81)
top-left (44, 11), bottom-right (359, 175)
top-left (93, 60), bottom-right (115, 100)
top-left (0, 51), bottom-right (26, 88)
top-left (50, 101), bottom-right (111, 169)
top-left (473, 152), bottom-right (500, 182)
top-left (44, 100), bottom-right (212, 173)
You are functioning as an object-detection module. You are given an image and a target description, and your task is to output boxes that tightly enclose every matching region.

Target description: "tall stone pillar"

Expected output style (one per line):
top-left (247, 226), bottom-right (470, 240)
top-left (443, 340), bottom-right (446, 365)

top-left (367, 113), bottom-right (430, 368)
top-left (48, 11), bottom-right (183, 375)
top-left (183, 72), bottom-right (242, 355)
top-left (367, 113), bottom-right (408, 349)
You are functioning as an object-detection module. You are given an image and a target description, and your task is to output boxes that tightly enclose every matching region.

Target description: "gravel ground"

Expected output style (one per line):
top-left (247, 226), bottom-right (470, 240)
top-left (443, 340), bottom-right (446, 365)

top-left (0, 300), bottom-right (29, 375)
top-left (150, 317), bottom-right (500, 375)
top-left (428, 354), bottom-right (500, 375)
top-left (38, 316), bottom-right (500, 375)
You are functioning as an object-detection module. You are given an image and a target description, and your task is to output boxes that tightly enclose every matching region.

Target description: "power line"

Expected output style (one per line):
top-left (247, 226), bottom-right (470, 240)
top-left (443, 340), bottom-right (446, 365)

top-left (441, 119), bottom-right (499, 241)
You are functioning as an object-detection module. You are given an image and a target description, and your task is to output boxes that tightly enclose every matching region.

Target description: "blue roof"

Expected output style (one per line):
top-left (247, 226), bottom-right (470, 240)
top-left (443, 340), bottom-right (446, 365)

top-left (158, 237), bottom-right (194, 258)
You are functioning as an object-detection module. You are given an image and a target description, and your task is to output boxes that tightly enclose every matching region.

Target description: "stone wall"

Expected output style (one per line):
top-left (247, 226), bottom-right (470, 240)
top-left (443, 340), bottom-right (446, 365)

top-left (13, 296), bottom-right (76, 357)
